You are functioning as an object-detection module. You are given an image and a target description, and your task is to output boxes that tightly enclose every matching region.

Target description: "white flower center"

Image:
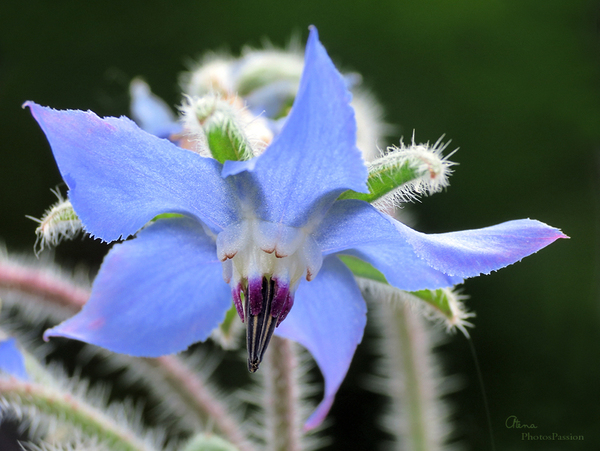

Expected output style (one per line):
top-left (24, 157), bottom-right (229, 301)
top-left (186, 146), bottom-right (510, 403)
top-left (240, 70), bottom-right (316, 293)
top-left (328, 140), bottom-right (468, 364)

top-left (217, 218), bottom-right (323, 288)
top-left (216, 218), bottom-right (323, 372)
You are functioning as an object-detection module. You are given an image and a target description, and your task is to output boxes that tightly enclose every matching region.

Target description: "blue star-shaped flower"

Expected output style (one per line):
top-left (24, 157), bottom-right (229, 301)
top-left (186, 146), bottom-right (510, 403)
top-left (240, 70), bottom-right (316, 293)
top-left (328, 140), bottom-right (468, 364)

top-left (25, 28), bottom-right (565, 429)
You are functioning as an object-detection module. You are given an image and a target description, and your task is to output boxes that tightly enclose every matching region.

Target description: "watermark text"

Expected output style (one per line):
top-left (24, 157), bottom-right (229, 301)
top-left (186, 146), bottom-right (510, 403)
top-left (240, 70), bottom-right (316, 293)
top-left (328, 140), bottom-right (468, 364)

top-left (505, 415), bottom-right (537, 429)
top-left (521, 432), bottom-right (584, 441)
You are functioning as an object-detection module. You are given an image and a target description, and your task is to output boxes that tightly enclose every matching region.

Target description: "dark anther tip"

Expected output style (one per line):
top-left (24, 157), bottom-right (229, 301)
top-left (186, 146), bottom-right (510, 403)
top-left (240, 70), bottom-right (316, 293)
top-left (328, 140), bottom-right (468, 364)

top-left (248, 358), bottom-right (260, 373)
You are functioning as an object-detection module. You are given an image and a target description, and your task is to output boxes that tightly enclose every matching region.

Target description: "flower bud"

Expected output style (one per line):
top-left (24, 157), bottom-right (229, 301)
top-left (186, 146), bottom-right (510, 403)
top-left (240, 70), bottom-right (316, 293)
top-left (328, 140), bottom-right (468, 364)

top-left (180, 95), bottom-right (272, 161)
top-left (27, 191), bottom-right (82, 256)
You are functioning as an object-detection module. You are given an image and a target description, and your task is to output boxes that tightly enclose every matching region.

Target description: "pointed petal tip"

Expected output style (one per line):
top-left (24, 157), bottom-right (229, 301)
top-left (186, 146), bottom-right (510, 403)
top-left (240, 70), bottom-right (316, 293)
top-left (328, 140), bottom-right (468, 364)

top-left (554, 229), bottom-right (569, 240)
top-left (554, 231), bottom-right (569, 241)
top-left (42, 324), bottom-right (60, 342)
top-left (303, 396), bottom-right (334, 431)
top-left (391, 217), bottom-right (569, 279)
top-left (23, 101), bottom-right (57, 117)
top-left (23, 100), bottom-right (44, 117)
top-left (529, 219), bottom-right (569, 242)
top-left (42, 323), bottom-right (83, 344)
top-left (276, 258), bottom-right (366, 430)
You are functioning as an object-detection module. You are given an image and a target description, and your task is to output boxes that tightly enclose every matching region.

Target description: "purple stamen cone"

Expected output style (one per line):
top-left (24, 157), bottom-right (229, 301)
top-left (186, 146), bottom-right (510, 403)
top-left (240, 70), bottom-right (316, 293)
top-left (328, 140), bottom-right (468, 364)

top-left (276, 292), bottom-right (295, 327)
top-left (270, 279), bottom-right (290, 318)
top-left (246, 277), bottom-right (280, 372)
top-left (248, 277), bottom-right (264, 316)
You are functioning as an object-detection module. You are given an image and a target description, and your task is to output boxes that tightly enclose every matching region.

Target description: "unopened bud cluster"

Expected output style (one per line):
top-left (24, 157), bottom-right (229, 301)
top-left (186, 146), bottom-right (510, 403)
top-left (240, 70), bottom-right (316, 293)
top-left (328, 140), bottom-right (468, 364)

top-left (182, 47), bottom-right (387, 160)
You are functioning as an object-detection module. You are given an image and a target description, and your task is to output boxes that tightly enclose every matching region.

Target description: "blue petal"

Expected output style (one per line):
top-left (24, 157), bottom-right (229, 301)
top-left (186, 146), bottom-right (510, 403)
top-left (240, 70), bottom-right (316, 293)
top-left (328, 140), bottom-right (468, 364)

top-left (129, 78), bottom-right (182, 138)
top-left (25, 102), bottom-right (239, 241)
top-left (275, 256), bottom-right (367, 430)
top-left (315, 200), bottom-right (567, 287)
top-left (222, 27), bottom-right (368, 227)
top-left (0, 338), bottom-right (28, 380)
top-left (314, 200), bottom-right (462, 290)
top-left (391, 217), bottom-right (567, 277)
top-left (43, 217), bottom-right (231, 357)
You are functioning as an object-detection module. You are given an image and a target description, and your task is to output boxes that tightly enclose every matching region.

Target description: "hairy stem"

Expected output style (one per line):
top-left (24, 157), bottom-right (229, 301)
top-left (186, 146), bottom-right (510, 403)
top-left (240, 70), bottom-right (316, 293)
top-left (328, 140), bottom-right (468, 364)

top-left (263, 336), bottom-right (302, 451)
top-left (0, 257), bottom-right (252, 449)
top-left (0, 260), bottom-right (87, 308)
top-left (0, 377), bottom-right (156, 451)
top-left (377, 301), bottom-right (451, 451)
top-left (149, 356), bottom-right (254, 451)
top-left (395, 303), bottom-right (428, 450)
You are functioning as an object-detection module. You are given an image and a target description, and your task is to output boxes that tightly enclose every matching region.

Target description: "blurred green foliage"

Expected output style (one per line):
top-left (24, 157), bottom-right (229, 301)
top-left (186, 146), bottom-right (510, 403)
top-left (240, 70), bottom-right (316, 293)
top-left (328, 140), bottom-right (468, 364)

top-left (1, 0), bottom-right (599, 449)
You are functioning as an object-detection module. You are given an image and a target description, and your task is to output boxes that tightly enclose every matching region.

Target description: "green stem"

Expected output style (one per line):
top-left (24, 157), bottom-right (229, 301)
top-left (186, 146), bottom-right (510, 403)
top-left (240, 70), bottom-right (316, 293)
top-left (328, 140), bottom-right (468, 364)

top-left (395, 303), bottom-right (427, 451)
top-left (378, 301), bottom-right (449, 451)
top-left (263, 336), bottom-right (302, 451)
top-left (0, 377), bottom-right (156, 451)
top-left (150, 356), bottom-right (254, 451)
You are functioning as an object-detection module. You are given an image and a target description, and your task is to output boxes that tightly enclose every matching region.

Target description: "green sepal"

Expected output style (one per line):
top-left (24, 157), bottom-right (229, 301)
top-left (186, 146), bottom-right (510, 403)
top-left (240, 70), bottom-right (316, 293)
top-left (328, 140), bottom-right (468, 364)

top-left (338, 255), bottom-right (387, 283)
top-left (206, 126), bottom-right (250, 164)
top-left (339, 160), bottom-right (420, 203)
top-left (181, 433), bottom-right (239, 451)
top-left (339, 255), bottom-right (455, 323)
top-left (153, 213), bottom-right (184, 221)
top-left (409, 288), bottom-right (455, 321)
top-left (212, 303), bottom-right (242, 349)
top-left (273, 96), bottom-right (295, 120)
top-left (191, 97), bottom-right (254, 163)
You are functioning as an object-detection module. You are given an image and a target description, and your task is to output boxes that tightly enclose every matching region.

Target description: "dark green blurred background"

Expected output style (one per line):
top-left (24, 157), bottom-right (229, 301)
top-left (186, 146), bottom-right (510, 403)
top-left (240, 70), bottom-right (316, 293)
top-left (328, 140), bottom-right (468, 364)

top-left (1, 0), bottom-right (599, 449)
